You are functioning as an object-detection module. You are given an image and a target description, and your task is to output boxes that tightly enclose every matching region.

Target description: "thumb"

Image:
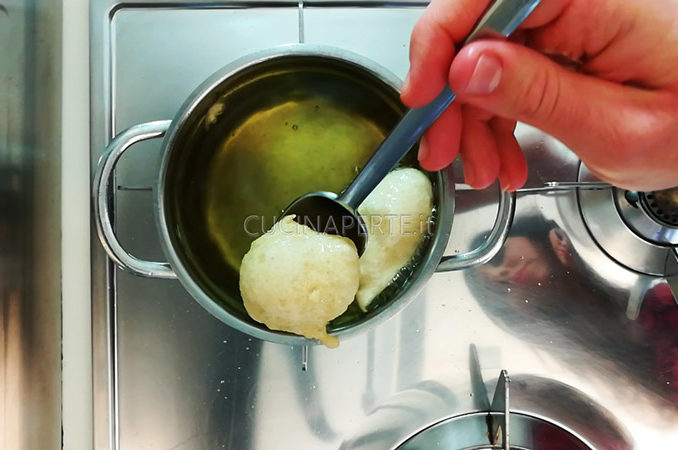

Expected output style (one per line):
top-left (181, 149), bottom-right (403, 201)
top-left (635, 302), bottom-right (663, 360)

top-left (448, 40), bottom-right (659, 175)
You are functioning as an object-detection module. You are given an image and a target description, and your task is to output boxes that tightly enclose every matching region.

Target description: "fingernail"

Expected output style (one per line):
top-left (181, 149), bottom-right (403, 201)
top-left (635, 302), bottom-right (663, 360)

top-left (466, 54), bottom-right (503, 95)
top-left (418, 135), bottom-right (430, 161)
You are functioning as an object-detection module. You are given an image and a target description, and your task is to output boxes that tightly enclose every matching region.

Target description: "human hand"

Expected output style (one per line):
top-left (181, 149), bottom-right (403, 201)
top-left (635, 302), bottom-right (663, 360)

top-left (549, 228), bottom-right (573, 268)
top-left (402, 0), bottom-right (678, 191)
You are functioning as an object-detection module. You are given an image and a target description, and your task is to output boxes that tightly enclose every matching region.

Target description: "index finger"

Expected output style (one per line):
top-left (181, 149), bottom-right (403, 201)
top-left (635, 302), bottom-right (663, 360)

top-left (402, 0), bottom-right (493, 107)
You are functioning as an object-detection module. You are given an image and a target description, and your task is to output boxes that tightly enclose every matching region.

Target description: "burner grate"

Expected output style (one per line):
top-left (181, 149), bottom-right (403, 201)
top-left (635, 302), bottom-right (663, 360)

top-left (642, 188), bottom-right (678, 228)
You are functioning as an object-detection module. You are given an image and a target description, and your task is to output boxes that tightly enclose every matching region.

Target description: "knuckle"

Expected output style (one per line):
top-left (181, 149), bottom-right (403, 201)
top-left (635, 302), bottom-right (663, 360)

top-left (516, 67), bottom-right (562, 124)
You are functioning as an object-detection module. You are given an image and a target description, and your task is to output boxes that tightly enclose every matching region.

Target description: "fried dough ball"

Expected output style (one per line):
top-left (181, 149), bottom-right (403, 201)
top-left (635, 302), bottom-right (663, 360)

top-left (357, 168), bottom-right (433, 310)
top-left (239, 215), bottom-right (359, 347)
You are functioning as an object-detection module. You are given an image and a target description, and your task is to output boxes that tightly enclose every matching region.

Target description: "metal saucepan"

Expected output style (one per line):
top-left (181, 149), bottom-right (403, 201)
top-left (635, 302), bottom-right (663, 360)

top-left (93, 44), bottom-right (515, 345)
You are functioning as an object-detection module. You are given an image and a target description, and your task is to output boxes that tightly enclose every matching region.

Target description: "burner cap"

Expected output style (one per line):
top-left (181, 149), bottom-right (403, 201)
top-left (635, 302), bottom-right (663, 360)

top-left (614, 189), bottom-right (678, 247)
top-left (641, 187), bottom-right (678, 228)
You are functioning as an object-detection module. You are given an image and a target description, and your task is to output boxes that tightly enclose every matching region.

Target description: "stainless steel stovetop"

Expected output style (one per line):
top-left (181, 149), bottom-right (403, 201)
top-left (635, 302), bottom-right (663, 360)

top-left (90, 1), bottom-right (678, 448)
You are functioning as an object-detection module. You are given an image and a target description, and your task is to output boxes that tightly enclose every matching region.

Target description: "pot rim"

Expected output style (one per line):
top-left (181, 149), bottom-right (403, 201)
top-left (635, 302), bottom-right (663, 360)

top-left (154, 43), bottom-right (454, 346)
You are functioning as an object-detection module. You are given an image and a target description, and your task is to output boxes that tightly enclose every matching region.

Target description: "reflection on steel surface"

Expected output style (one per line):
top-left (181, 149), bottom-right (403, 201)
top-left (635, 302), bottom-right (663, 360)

top-left (91, 2), bottom-right (678, 449)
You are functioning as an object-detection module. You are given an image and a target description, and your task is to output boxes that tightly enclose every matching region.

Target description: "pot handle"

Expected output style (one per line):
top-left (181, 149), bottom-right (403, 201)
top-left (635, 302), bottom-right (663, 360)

top-left (93, 120), bottom-right (177, 279)
top-left (668, 248), bottom-right (678, 305)
top-left (436, 190), bottom-right (516, 272)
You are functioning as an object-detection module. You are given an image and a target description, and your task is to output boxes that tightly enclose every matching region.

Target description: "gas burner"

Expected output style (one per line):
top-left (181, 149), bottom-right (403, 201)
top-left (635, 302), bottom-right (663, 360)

top-left (642, 188), bottom-right (678, 228)
top-left (640, 187), bottom-right (678, 228)
top-left (398, 370), bottom-right (591, 450)
top-left (399, 412), bottom-right (591, 450)
top-left (620, 189), bottom-right (678, 246)
top-left (577, 164), bottom-right (678, 277)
